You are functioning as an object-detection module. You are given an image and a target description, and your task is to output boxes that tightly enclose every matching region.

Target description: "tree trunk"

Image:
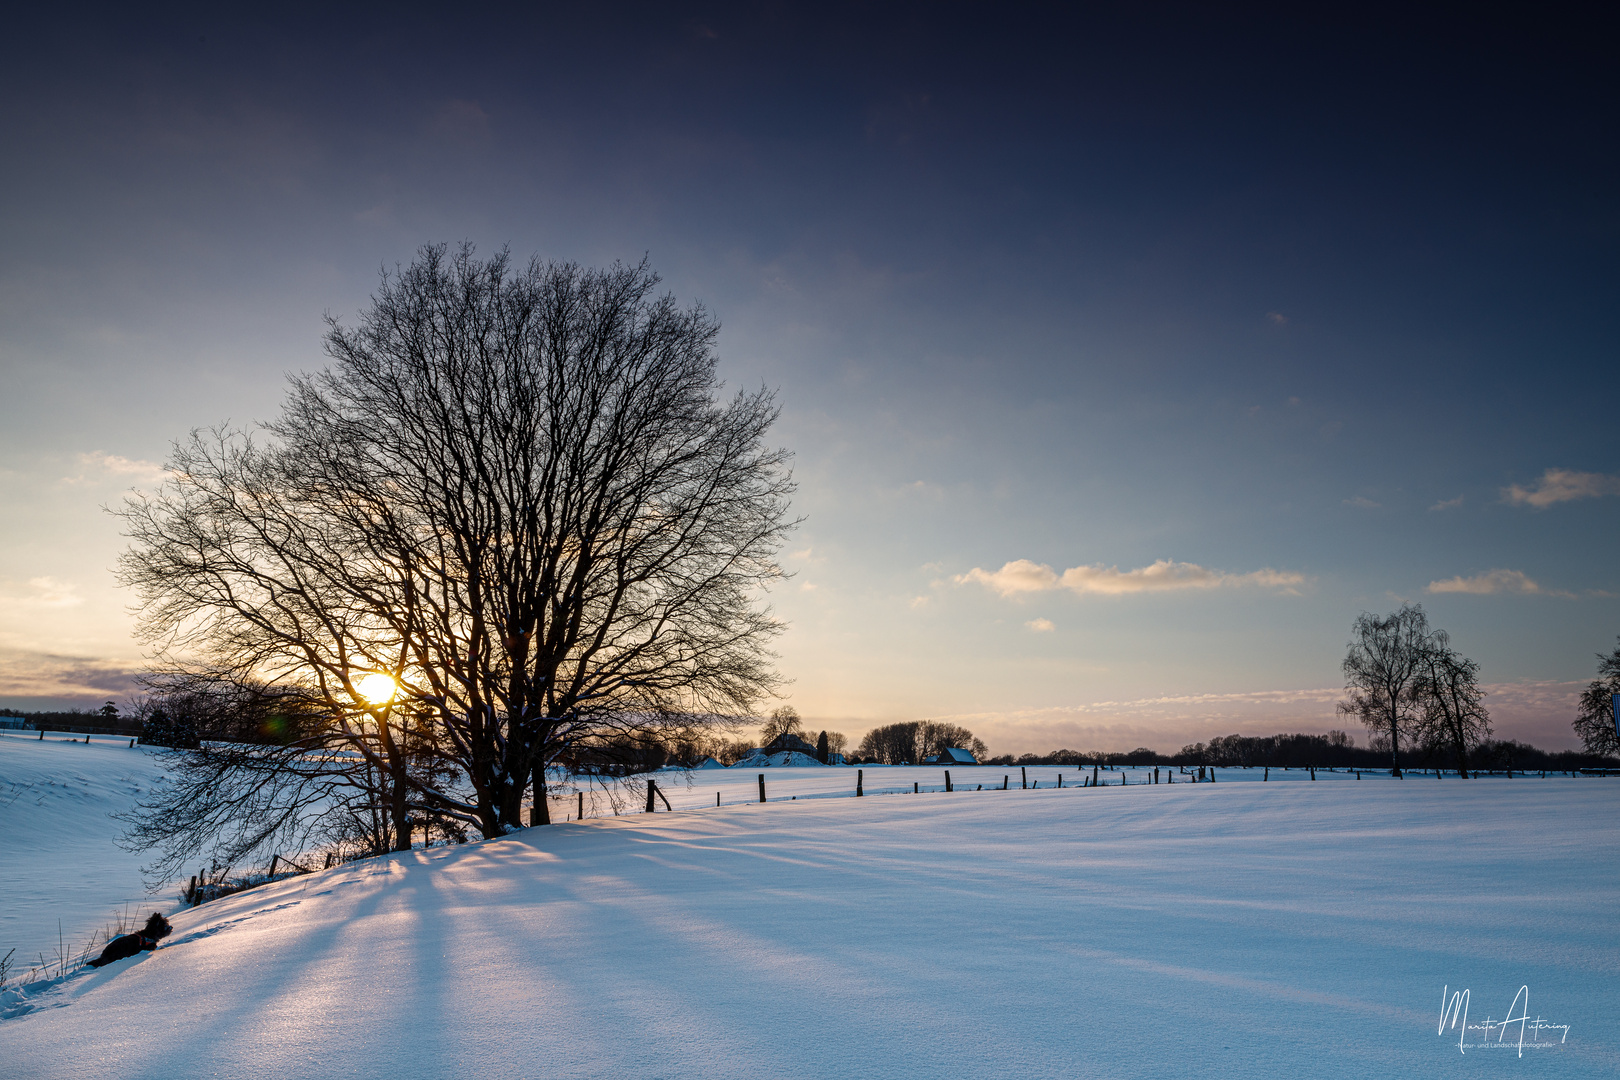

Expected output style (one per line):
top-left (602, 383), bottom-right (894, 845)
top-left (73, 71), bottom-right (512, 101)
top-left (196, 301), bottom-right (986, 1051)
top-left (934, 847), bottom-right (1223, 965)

top-left (1388, 710), bottom-right (1402, 777)
top-left (530, 759), bottom-right (550, 825)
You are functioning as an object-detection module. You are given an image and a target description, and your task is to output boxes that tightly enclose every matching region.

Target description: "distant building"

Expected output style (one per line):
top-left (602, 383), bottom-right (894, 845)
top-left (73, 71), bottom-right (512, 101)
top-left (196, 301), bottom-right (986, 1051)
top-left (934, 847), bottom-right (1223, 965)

top-left (827, 752), bottom-right (846, 766)
top-left (937, 747), bottom-right (978, 765)
top-left (0, 716), bottom-right (27, 730)
top-left (763, 731), bottom-right (820, 757)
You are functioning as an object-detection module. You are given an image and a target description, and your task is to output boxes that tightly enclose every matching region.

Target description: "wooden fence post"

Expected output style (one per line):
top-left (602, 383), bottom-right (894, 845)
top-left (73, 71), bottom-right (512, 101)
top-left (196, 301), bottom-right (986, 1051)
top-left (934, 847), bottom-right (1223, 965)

top-left (758, 774), bottom-right (766, 802)
top-left (913, 781), bottom-right (918, 794)
top-left (945, 771), bottom-right (952, 792)
top-left (268, 854), bottom-right (279, 879)
top-left (646, 779), bottom-right (657, 813)
top-left (578, 791), bottom-right (585, 820)
top-left (1057, 774), bottom-right (1062, 788)
top-left (1002, 775), bottom-right (1008, 790)
top-left (1021, 766), bottom-right (1027, 789)
top-left (857, 769), bottom-right (863, 797)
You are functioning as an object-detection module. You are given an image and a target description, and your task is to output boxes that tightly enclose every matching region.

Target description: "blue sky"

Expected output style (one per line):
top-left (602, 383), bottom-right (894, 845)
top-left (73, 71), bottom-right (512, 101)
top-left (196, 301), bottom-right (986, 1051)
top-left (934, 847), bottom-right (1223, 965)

top-left (1, 5), bottom-right (1614, 751)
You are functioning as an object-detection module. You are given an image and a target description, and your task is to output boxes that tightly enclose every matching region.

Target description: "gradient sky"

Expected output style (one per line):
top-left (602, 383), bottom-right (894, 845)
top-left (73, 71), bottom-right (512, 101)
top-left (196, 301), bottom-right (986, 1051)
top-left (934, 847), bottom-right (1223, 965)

top-left (2, 5), bottom-right (1615, 753)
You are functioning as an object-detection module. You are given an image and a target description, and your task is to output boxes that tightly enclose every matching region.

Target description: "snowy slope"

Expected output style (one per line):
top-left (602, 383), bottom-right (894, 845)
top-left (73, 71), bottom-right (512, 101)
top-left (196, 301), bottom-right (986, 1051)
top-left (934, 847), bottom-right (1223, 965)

top-left (0, 732), bottom-right (173, 966)
top-left (4, 773), bottom-right (1617, 1078)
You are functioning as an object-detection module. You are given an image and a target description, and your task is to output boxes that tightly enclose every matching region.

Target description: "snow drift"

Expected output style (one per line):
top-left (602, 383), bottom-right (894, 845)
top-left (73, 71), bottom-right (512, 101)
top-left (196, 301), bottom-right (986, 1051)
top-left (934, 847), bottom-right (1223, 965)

top-left (3, 765), bottom-right (1616, 1078)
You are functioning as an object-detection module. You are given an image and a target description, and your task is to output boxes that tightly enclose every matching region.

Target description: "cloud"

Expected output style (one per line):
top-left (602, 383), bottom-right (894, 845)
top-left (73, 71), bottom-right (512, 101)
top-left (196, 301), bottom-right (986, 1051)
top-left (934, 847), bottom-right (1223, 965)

top-left (426, 99), bottom-right (491, 146)
top-left (1429, 495), bottom-right (1464, 511)
top-left (956, 558), bottom-right (1306, 598)
top-left (957, 559), bottom-right (1059, 596)
top-left (1502, 468), bottom-right (1620, 509)
top-left (1343, 496), bottom-right (1379, 509)
top-left (66, 451), bottom-right (166, 487)
top-left (1025, 618), bottom-right (1055, 632)
top-left (1267, 312), bottom-right (1288, 325)
top-left (0, 646), bottom-right (144, 699)
top-left (0, 577), bottom-right (85, 612)
top-left (1425, 568), bottom-right (1570, 597)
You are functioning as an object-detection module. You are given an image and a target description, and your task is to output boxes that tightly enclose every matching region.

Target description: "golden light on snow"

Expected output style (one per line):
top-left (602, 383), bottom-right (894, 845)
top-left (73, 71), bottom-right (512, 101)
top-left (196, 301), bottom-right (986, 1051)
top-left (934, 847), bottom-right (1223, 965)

top-left (355, 672), bottom-right (398, 705)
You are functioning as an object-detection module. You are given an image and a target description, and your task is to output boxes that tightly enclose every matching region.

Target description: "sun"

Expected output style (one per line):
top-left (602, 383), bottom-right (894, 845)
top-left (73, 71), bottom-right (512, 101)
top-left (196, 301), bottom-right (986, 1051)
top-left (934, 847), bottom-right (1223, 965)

top-left (355, 672), bottom-right (398, 705)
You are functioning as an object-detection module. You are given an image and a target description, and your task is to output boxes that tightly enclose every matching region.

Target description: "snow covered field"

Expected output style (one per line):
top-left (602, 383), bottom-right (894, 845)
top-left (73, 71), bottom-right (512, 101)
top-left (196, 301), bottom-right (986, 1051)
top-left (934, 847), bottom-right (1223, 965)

top-left (0, 732), bottom-right (172, 966)
top-left (3, 748), bottom-right (1617, 1078)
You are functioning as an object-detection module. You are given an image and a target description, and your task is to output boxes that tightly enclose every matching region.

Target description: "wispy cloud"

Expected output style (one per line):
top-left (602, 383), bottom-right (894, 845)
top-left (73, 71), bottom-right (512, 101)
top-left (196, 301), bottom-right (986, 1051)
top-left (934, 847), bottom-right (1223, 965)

top-left (0, 577), bottom-right (85, 612)
top-left (1429, 495), bottom-right (1464, 511)
top-left (1502, 468), bottom-right (1620, 509)
top-left (1426, 568), bottom-right (1570, 597)
top-left (956, 558), bottom-right (1306, 598)
top-left (0, 646), bottom-right (143, 699)
top-left (65, 450), bottom-right (167, 487)
top-left (1343, 496), bottom-right (1379, 509)
top-left (1025, 617), bottom-right (1055, 632)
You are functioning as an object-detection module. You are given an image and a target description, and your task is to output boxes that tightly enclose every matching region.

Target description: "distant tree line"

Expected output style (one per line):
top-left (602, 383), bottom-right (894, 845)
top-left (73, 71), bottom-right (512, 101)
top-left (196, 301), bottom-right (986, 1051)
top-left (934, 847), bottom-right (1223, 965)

top-left (981, 732), bottom-right (1609, 772)
top-left (3, 703), bottom-right (142, 735)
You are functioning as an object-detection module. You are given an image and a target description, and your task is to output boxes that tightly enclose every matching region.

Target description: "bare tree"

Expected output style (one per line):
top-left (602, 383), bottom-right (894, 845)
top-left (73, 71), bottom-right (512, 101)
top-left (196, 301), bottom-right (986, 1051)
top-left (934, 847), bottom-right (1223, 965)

top-left (758, 705), bottom-right (802, 746)
top-left (854, 720), bottom-right (985, 764)
top-left (1411, 630), bottom-right (1491, 777)
top-left (858, 721), bottom-right (919, 765)
top-left (1338, 604), bottom-right (1430, 776)
top-left (1573, 637), bottom-right (1620, 759)
top-left (917, 721), bottom-right (988, 761)
top-left (119, 245), bottom-right (795, 846)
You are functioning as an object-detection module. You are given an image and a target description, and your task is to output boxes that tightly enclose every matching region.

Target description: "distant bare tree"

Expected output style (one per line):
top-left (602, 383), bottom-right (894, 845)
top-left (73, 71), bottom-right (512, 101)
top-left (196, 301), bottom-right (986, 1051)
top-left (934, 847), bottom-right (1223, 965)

top-left (1573, 637), bottom-right (1620, 758)
top-left (119, 245), bottom-right (795, 847)
top-left (917, 721), bottom-right (988, 761)
top-left (759, 705), bottom-right (803, 746)
top-left (858, 722), bottom-right (918, 765)
top-left (1338, 604), bottom-right (1430, 776)
top-left (1411, 631), bottom-right (1491, 777)
top-left (710, 737), bottom-right (758, 765)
